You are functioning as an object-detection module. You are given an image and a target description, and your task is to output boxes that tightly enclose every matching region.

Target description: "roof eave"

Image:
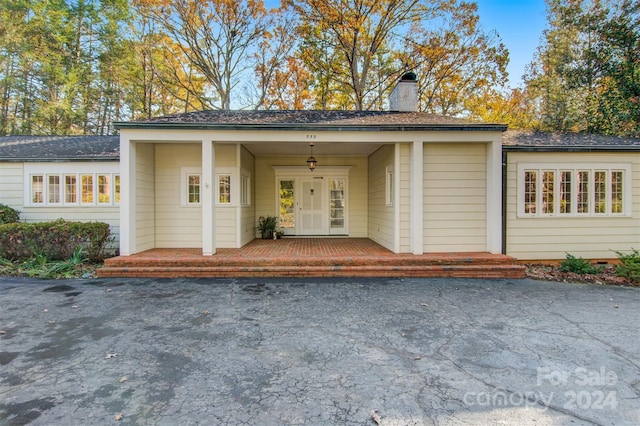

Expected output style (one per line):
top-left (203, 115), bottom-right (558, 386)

top-left (113, 121), bottom-right (507, 132)
top-left (502, 145), bottom-right (640, 152)
top-left (0, 157), bottom-right (120, 162)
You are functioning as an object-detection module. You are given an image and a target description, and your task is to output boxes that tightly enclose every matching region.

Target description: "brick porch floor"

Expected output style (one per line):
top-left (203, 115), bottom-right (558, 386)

top-left (98, 238), bottom-right (525, 279)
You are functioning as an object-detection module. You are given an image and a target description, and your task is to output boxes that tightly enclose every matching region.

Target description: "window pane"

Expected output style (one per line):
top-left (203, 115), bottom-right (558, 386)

top-left (81, 175), bottom-right (93, 204)
top-left (560, 171), bottom-right (571, 214)
top-left (48, 175), bottom-right (60, 204)
top-left (594, 171), bottom-right (606, 214)
top-left (218, 175), bottom-right (231, 203)
top-left (279, 180), bottom-right (295, 228)
top-left (542, 171), bottom-right (554, 214)
top-left (330, 179), bottom-right (345, 229)
top-left (115, 175), bottom-right (120, 203)
top-left (65, 175), bottom-right (77, 203)
top-left (188, 174), bottom-right (200, 204)
top-left (611, 171), bottom-right (623, 214)
top-left (32, 175), bottom-right (44, 204)
top-left (577, 171), bottom-right (589, 213)
top-left (524, 171), bottom-right (537, 214)
top-left (98, 175), bottom-right (110, 203)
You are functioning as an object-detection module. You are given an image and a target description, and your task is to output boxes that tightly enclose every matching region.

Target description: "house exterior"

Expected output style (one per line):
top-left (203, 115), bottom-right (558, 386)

top-left (113, 109), bottom-right (505, 257)
top-left (0, 136), bottom-right (121, 248)
top-left (1, 91), bottom-right (639, 262)
top-left (503, 130), bottom-right (640, 260)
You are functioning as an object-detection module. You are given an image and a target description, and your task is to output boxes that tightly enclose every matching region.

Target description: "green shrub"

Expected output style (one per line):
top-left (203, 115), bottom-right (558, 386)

top-left (615, 249), bottom-right (640, 283)
top-left (0, 219), bottom-right (111, 262)
top-left (0, 204), bottom-right (19, 224)
top-left (559, 253), bottom-right (604, 275)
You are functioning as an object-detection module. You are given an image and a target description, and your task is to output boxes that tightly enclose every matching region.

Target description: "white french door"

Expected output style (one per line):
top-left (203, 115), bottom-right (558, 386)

top-left (277, 175), bottom-right (347, 236)
top-left (300, 178), bottom-right (325, 235)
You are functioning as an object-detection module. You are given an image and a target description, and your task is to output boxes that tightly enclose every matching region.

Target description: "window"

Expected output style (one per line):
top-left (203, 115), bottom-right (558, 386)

top-left (81, 174), bottom-right (94, 204)
top-left (98, 175), bottom-right (111, 204)
top-left (115, 175), bottom-right (121, 204)
top-left (542, 171), bottom-right (554, 214)
top-left (48, 175), bottom-right (61, 204)
top-left (611, 171), bottom-right (623, 214)
top-left (240, 175), bottom-right (249, 205)
top-left (65, 175), bottom-right (77, 204)
top-left (188, 174), bottom-right (201, 204)
top-left (518, 164), bottom-right (630, 217)
top-left (560, 171), bottom-right (571, 214)
top-left (524, 171), bottom-right (536, 214)
top-left (385, 166), bottom-right (394, 207)
top-left (32, 175), bottom-right (44, 204)
top-left (218, 174), bottom-right (231, 204)
top-left (577, 171), bottom-right (589, 213)
top-left (28, 172), bottom-right (119, 206)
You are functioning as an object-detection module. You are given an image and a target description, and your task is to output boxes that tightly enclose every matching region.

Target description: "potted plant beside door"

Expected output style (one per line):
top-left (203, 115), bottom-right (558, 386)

top-left (257, 216), bottom-right (278, 239)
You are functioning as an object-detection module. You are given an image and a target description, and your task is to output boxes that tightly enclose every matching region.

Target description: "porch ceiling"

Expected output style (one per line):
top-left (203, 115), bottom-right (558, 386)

top-left (242, 141), bottom-right (384, 156)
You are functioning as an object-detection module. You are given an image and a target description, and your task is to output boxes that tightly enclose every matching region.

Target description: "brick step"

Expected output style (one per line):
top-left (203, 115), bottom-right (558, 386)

top-left (97, 263), bottom-right (526, 279)
top-left (102, 255), bottom-right (516, 269)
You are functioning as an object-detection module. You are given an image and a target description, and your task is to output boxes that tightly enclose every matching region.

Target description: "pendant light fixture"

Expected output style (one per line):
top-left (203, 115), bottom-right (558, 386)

top-left (306, 142), bottom-right (317, 171)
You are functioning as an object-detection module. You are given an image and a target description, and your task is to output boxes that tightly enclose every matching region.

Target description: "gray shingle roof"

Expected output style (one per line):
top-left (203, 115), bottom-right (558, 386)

top-left (503, 130), bottom-right (640, 151)
top-left (0, 136), bottom-right (120, 161)
top-left (114, 110), bottom-right (506, 131)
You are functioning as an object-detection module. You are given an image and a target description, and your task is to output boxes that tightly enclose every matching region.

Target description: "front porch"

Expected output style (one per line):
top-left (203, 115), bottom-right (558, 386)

top-left (98, 238), bottom-right (525, 279)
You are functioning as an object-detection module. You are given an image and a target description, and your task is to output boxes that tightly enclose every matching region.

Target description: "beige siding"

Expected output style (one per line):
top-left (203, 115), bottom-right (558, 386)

top-left (368, 145), bottom-right (395, 250)
top-left (0, 163), bottom-right (24, 208)
top-left (423, 143), bottom-right (487, 252)
top-left (136, 143), bottom-right (156, 251)
top-left (155, 144), bottom-right (202, 248)
top-left (216, 143), bottom-right (237, 167)
top-left (398, 143), bottom-right (411, 252)
top-left (506, 152), bottom-right (640, 260)
top-left (240, 145), bottom-right (256, 246)
top-left (254, 155), bottom-right (368, 237)
top-left (215, 208), bottom-right (237, 247)
top-left (0, 162), bottom-right (120, 249)
top-left (151, 142), bottom-right (243, 249)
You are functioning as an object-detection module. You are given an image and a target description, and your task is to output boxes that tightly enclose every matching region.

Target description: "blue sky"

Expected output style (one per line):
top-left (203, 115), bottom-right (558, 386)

top-left (475, 0), bottom-right (548, 87)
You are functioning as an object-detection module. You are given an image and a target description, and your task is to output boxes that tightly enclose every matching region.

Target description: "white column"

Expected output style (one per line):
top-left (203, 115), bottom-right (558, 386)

top-left (486, 137), bottom-right (503, 254)
top-left (411, 140), bottom-right (424, 255)
top-left (393, 143), bottom-right (401, 253)
top-left (119, 135), bottom-right (136, 256)
top-left (202, 140), bottom-right (216, 255)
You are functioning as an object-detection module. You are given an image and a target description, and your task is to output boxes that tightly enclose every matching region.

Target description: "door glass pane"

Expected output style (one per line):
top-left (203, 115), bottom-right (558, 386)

top-left (279, 180), bottom-right (295, 229)
top-left (330, 179), bottom-right (345, 229)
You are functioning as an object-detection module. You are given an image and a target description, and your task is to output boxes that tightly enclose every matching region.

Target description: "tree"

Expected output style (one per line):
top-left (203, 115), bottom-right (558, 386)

top-left (401, 1), bottom-right (509, 116)
top-left (136, 0), bottom-right (271, 110)
top-left (287, 0), bottom-right (425, 110)
top-left (525, 0), bottom-right (639, 136)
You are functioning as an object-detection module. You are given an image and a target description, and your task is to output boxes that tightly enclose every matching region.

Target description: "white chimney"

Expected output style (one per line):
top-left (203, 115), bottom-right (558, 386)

top-left (389, 72), bottom-right (418, 112)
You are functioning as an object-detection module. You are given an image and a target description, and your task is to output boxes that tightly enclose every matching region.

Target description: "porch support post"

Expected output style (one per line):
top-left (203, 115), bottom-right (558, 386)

top-left (119, 135), bottom-right (135, 256)
top-left (486, 137), bottom-right (502, 254)
top-left (202, 140), bottom-right (216, 256)
top-left (411, 140), bottom-right (424, 255)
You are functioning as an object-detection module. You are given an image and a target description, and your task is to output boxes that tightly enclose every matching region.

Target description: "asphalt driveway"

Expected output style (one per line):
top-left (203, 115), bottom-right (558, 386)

top-left (0, 277), bottom-right (638, 425)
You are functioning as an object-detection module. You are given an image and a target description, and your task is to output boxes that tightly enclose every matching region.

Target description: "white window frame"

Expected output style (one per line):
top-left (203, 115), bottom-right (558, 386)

top-left (31, 175), bottom-right (44, 204)
top-left (24, 163), bottom-right (120, 207)
top-left (517, 163), bottom-right (631, 218)
top-left (215, 167), bottom-right (236, 206)
top-left (97, 174), bottom-right (111, 205)
top-left (180, 167), bottom-right (202, 207)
